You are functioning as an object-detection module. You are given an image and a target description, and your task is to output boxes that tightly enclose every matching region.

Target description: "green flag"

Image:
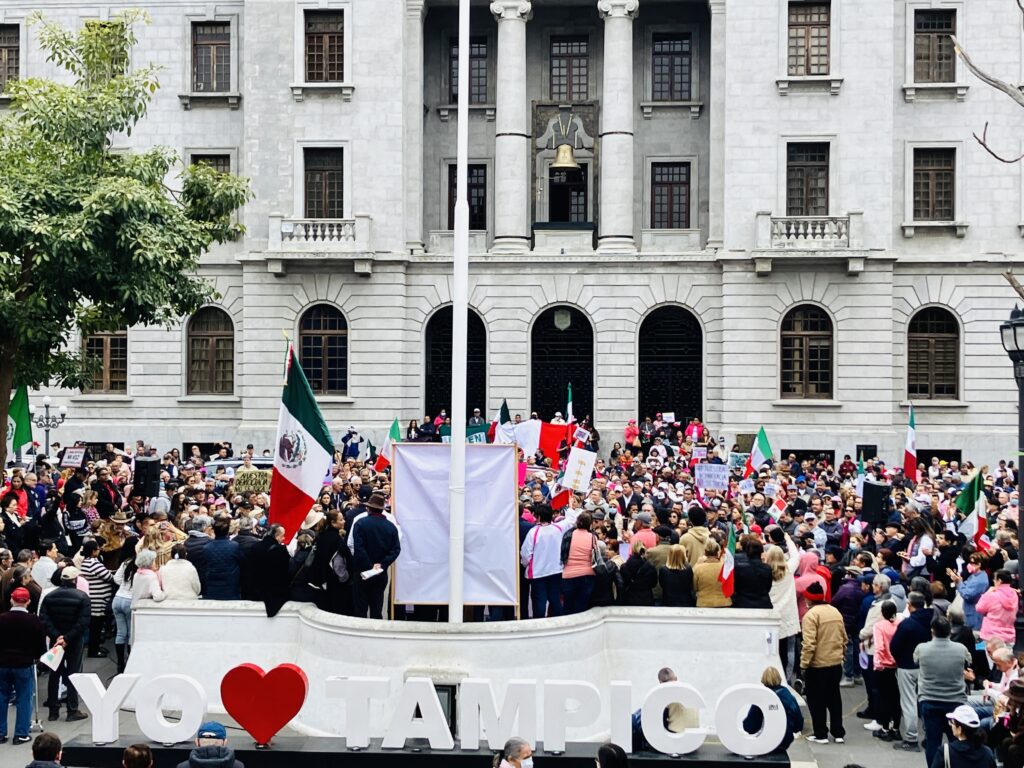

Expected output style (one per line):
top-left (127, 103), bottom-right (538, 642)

top-left (440, 423), bottom-right (489, 443)
top-left (8, 385), bottom-right (32, 452)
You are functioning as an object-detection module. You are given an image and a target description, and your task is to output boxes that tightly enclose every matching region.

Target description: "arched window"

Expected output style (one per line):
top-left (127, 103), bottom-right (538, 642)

top-left (187, 307), bottom-right (234, 394)
top-left (531, 306), bottom-right (593, 420)
top-left (908, 307), bottom-right (958, 400)
top-left (82, 329), bottom-right (128, 394)
top-left (780, 305), bottom-right (833, 399)
top-left (299, 305), bottom-right (348, 395)
top-left (638, 306), bottom-right (702, 421)
top-left (424, 307), bottom-right (487, 420)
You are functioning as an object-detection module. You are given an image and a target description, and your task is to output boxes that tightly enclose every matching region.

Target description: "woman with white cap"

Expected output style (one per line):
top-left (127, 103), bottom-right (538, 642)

top-left (935, 704), bottom-right (996, 768)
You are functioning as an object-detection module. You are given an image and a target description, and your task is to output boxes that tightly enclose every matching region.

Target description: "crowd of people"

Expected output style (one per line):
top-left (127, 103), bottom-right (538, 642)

top-left (0, 413), bottom-right (1020, 766)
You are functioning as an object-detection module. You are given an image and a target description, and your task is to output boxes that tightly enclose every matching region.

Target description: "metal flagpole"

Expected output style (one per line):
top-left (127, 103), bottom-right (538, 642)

top-left (448, 0), bottom-right (470, 624)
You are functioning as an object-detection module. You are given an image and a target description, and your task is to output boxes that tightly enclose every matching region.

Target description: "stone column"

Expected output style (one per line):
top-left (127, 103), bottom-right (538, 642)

top-left (403, 0), bottom-right (426, 254)
top-left (707, 0), bottom-right (726, 249)
top-left (597, 0), bottom-right (639, 253)
top-left (491, 0), bottom-right (532, 254)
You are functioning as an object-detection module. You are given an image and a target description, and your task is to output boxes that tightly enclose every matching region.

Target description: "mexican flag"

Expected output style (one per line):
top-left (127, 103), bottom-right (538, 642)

top-left (719, 523), bottom-right (736, 598)
top-left (855, 453), bottom-right (866, 498)
top-left (956, 470), bottom-right (991, 552)
top-left (268, 346), bottom-right (335, 540)
top-left (903, 404), bottom-right (918, 482)
top-left (769, 487), bottom-right (787, 520)
top-left (743, 427), bottom-right (772, 479)
top-left (487, 399), bottom-right (511, 442)
top-left (374, 419), bottom-right (401, 472)
top-left (7, 385), bottom-right (32, 456)
top-left (495, 419), bottom-right (565, 461)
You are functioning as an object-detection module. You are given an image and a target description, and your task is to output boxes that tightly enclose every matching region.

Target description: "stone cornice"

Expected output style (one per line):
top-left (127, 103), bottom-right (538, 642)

top-left (490, 0), bottom-right (532, 22)
top-left (597, 0), bottom-right (639, 19)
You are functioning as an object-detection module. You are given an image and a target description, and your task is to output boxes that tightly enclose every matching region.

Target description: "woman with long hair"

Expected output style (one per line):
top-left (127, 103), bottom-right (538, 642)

top-left (658, 544), bottom-right (694, 607)
top-left (692, 538), bottom-right (730, 607)
top-left (765, 544), bottom-right (800, 678)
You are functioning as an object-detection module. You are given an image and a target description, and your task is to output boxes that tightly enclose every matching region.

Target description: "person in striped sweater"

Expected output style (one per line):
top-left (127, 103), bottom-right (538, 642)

top-left (78, 540), bottom-right (114, 658)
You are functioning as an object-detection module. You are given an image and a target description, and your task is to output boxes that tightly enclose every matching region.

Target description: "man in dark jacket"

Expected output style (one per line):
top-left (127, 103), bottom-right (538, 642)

top-left (38, 568), bottom-right (89, 722)
top-left (0, 588), bottom-right (47, 743)
top-left (185, 516), bottom-right (213, 589)
top-left (25, 732), bottom-right (64, 768)
top-left (888, 591), bottom-right (933, 752)
top-left (350, 492), bottom-right (400, 619)
top-left (175, 721), bottom-right (244, 768)
top-left (202, 518), bottom-right (242, 600)
top-left (732, 537), bottom-right (773, 609)
top-left (830, 568), bottom-right (868, 687)
top-left (233, 518), bottom-right (262, 601)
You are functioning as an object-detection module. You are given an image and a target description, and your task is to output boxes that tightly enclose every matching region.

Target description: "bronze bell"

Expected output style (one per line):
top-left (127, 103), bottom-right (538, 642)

top-left (551, 141), bottom-right (579, 170)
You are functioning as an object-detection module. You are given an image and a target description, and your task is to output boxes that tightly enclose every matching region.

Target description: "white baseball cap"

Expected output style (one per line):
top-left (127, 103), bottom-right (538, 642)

top-left (946, 704), bottom-right (980, 729)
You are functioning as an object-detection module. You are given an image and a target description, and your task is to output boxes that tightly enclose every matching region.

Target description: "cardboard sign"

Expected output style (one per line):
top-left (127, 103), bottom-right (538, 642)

top-left (764, 482), bottom-right (778, 499)
top-left (661, 412), bottom-right (675, 423)
top-left (738, 479), bottom-right (756, 494)
top-left (234, 469), bottom-right (272, 495)
top-left (61, 447), bottom-right (87, 468)
top-left (564, 447), bottom-right (597, 492)
top-left (694, 463), bottom-right (729, 491)
top-left (727, 452), bottom-right (749, 470)
top-left (692, 446), bottom-right (707, 460)
top-left (573, 427), bottom-right (591, 443)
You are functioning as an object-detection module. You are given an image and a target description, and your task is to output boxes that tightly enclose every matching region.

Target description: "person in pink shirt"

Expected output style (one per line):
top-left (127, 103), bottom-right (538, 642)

top-left (631, 509), bottom-right (659, 551)
top-left (872, 600), bottom-right (903, 741)
top-left (976, 569), bottom-right (1018, 645)
top-left (560, 512), bottom-right (597, 614)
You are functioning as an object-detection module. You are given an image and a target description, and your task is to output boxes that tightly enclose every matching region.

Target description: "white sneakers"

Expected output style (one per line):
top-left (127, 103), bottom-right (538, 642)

top-left (864, 721), bottom-right (884, 731)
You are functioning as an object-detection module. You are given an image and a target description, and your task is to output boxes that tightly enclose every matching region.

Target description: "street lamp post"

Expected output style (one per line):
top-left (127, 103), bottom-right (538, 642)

top-left (999, 306), bottom-right (1024, 647)
top-left (28, 395), bottom-right (67, 454)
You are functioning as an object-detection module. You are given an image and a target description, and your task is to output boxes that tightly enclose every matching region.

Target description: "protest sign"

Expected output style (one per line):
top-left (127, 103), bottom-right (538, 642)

top-left (738, 479), bottom-right (756, 494)
top-left (440, 424), bottom-right (489, 444)
top-left (573, 426), bottom-right (591, 443)
top-left (61, 447), bottom-right (87, 468)
top-left (727, 452), bottom-right (749, 471)
top-left (764, 482), bottom-right (778, 499)
top-left (662, 411), bottom-right (675, 423)
top-left (694, 463), bottom-right (729, 491)
top-left (234, 469), bottom-right (272, 495)
top-left (564, 447), bottom-right (597, 492)
top-left (692, 446), bottom-right (707, 460)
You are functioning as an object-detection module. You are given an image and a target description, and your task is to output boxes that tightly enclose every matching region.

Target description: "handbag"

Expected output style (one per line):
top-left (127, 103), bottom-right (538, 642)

top-left (329, 550), bottom-right (350, 583)
top-left (943, 743), bottom-right (950, 768)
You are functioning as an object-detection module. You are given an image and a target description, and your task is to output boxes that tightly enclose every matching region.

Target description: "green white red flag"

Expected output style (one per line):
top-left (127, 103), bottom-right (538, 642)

top-left (268, 345), bottom-right (335, 540)
top-left (374, 418), bottom-right (401, 472)
top-left (719, 523), bottom-right (736, 597)
top-left (904, 405), bottom-right (917, 481)
top-left (743, 427), bottom-right (772, 479)
top-left (955, 470), bottom-right (991, 552)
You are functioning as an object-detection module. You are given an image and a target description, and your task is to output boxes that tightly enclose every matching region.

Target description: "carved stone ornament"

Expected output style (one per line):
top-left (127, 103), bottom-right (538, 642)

top-left (490, 1), bottom-right (532, 21)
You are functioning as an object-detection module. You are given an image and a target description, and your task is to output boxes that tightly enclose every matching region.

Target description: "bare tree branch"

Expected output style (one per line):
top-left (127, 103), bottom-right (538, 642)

top-left (1004, 271), bottom-right (1024, 303)
top-left (952, 35), bottom-right (1024, 107)
top-left (974, 122), bottom-right (1024, 163)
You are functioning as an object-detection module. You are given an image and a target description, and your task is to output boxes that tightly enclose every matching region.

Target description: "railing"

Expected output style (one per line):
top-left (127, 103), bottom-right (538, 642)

top-left (755, 211), bottom-right (863, 250)
top-left (267, 214), bottom-right (372, 252)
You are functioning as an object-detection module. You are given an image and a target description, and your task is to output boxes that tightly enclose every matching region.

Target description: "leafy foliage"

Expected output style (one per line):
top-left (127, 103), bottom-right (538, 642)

top-left (0, 11), bottom-right (249, 393)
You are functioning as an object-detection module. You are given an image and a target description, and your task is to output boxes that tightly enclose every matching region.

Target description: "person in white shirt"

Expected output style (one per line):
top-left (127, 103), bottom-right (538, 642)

top-left (159, 543), bottom-right (202, 600)
top-left (31, 543), bottom-right (59, 588)
top-left (520, 503), bottom-right (580, 618)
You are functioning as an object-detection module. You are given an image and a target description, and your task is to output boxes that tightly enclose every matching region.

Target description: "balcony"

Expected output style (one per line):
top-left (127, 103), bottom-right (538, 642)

top-left (753, 211), bottom-right (865, 276)
top-left (266, 214), bottom-right (374, 275)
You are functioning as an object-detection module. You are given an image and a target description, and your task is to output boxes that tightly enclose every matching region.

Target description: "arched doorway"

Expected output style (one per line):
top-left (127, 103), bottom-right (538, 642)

top-left (531, 306), bottom-right (593, 420)
top-left (424, 307), bottom-right (487, 420)
top-left (638, 306), bottom-right (702, 421)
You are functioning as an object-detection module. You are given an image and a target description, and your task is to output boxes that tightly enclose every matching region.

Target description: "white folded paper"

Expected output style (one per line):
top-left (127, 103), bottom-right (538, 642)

top-left (40, 645), bottom-right (64, 672)
top-left (360, 567), bottom-right (383, 581)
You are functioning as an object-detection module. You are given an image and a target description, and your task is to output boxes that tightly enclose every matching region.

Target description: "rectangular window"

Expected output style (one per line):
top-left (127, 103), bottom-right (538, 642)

top-left (305, 10), bottom-right (344, 83)
top-left (447, 164), bottom-right (487, 230)
top-left (786, 142), bottom-right (829, 216)
top-left (787, 2), bottom-right (830, 76)
top-left (83, 332), bottom-right (128, 394)
top-left (449, 37), bottom-right (488, 104)
top-left (0, 24), bottom-right (19, 92)
top-left (192, 22), bottom-right (230, 92)
top-left (190, 154), bottom-right (231, 174)
top-left (550, 35), bottom-right (588, 102)
top-left (914, 9), bottom-right (956, 84)
top-left (651, 33), bottom-right (691, 101)
top-left (304, 148), bottom-right (344, 219)
top-left (913, 147), bottom-right (955, 221)
top-left (650, 162), bottom-right (691, 229)
top-left (548, 164), bottom-right (588, 223)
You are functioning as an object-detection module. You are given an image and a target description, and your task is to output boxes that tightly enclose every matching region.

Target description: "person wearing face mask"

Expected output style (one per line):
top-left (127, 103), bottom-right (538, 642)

top-left (949, 553), bottom-right (990, 633)
top-left (493, 736), bottom-right (533, 768)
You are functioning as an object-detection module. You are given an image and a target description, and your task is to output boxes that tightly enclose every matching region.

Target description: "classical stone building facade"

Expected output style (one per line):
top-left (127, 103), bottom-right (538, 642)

top-left (3, 0), bottom-right (1023, 464)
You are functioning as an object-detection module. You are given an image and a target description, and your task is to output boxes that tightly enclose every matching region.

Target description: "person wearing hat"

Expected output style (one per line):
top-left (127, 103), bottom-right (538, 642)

top-left (38, 566), bottom-right (89, 722)
top-left (348, 492), bottom-right (400, 619)
top-left (0, 586), bottom-right (46, 744)
top-left (931, 704), bottom-right (996, 768)
top-left (915, 615), bottom-right (973, 766)
top-left (551, 411), bottom-right (566, 425)
top-left (468, 408), bottom-right (485, 427)
top-left (800, 580), bottom-right (848, 744)
top-left (175, 721), bottom-right (244, 768)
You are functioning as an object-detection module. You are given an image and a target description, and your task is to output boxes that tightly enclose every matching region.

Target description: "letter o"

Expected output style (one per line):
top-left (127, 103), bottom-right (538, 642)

top-left (714, 684), bottom-right (787, 757)
top-left (639, 683), bottom-right (706, 755)
top-left (135, 675), bottom-right (208, 745)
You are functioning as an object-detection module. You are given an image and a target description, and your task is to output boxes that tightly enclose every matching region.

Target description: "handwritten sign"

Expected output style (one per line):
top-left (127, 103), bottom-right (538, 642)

top-left (738, 479), bottom-right (756, 494)
top-left (694, 463), bottom-right (729, 491)
top-left (692, 446), bottom-right (707, 460)
top-left (661, 412), bottom-right (675, 423)
top-left (61, 447), bottom-right (87, 468)
top-left (764, 482), bottom-right (778, 499)
top-left (234, 469), bottom-right (272, 495)
top-left (564, 447), bottom-right (597, 492)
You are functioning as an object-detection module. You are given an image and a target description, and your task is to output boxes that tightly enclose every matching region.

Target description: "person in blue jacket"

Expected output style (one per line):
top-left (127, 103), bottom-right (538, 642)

top-left (743, 666), bottom-right (804, 754)
top-left (948, 553), bottom-right (989, 632)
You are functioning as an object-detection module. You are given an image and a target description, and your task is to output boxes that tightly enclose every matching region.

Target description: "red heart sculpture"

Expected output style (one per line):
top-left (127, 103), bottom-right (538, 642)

top-left (221, 663), bottom-right (308, 745)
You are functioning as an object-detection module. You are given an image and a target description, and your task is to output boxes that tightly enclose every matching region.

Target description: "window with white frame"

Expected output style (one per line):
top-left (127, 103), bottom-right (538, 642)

top-left (291, 1), bottom-right (353, 101)
top-left (902, 142), bottom-right (965, 235)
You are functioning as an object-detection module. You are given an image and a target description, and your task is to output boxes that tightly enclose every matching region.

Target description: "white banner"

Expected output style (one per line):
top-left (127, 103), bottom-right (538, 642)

top-left (392, 444), bottom-right (518, 606)
top-left (694, 463), bottom-right (729, 491)
top-left (564, 447), bottom-right (597, 492)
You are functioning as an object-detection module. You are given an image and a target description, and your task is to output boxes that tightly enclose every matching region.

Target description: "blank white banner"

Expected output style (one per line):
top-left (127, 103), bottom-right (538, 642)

top-left (392, 443), bottom-right (518, 606)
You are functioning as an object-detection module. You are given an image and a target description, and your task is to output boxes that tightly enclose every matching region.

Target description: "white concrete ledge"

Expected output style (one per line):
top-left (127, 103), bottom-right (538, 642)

top-left (126, 600), bottom-right (782, 742)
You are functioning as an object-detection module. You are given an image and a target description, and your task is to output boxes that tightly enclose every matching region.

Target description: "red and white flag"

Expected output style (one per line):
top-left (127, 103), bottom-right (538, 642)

top-left (903, 404), bottom-right (918, 482)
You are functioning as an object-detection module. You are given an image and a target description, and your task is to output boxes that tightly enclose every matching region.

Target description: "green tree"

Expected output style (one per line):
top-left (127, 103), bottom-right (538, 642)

top-left (0, 12), bottom-right (249, 465)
